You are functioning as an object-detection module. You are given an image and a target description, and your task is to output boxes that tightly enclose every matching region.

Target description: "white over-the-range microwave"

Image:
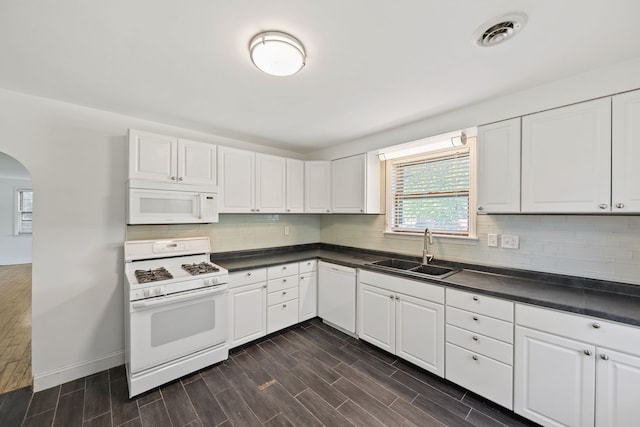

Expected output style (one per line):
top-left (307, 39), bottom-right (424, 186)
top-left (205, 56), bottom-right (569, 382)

top-left (127, 180), bottom-right (219, 225)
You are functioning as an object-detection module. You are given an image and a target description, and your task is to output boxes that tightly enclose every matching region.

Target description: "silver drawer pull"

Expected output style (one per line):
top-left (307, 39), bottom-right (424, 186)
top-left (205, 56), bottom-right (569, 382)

top-left (472, 335), bottom-right (478, 341)
top-left (389, 295), bottom-right (394, 299)
top-left (283, 266), bottom-right (287, 270)
top-left (283, 279), bottom-right (287, 283)
top-left (472, 316), bottom-right (479, 321)
top-left (584, 350), bottom-right (592, 356)
top-left (592, 323), bottom-right (601, 329)
top-left (616, 203), bottom-right (625, 209)
top-left (600, 354), bottom-right (609, 360)
top-left (599, 203), bottom-right (608, 209)
top-left (282, 304), bottom-right (287, 308)
top-left (282, 291), bottom-right (287, 295)
top-left (247, 272), bottom-right (252, 276)
top-left (472, 296), bottom-right (479, 301)
top-left (472, 355), bottom-right (478, 361)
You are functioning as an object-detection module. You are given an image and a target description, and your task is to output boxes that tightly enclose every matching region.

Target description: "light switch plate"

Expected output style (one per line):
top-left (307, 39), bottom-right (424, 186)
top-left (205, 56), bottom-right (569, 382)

top-left (488, 233), bottom-right (499, 247)
top-left (501, 235), bottom-right (519, 249)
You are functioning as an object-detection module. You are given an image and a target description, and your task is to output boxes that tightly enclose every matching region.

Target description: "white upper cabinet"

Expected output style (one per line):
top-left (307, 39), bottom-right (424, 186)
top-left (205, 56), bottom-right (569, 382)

top-left (218, 147), bottom-right (255, 213)
top-left (612, 89), bottom-right (640, 213)
top-left (305, 161), bottom-right (331, 213)
top-left (128, 129), bottom-right (216, 187)
top-left (331, 153), bottom-right (381, 214)
top-left (285, 158), bottom-right (304, 213)
top-left (255, 154), bottom-right (286, 213)
top-left (521, 98), bottom-right (612, 213)
top-left (477, 118), bottom-right (521, 213)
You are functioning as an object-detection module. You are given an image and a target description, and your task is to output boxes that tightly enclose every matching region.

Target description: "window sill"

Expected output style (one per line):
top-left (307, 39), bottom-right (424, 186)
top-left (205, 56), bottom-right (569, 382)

top-left (384, 231), bottom-right (478, 243)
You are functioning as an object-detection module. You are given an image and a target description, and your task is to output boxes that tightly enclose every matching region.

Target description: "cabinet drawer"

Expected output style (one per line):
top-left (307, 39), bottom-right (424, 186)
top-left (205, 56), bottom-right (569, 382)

top-left (268, 262), bottom-right (299, 279)
top-left (229, 268), bottom-right (267, 288)
top-left (516, 303), bottom-right (640, 355)
top-left (267, 276), bottom-right (299, 292)
top-left (445, 343), bottom-right (513, 410)
top-left (359, 270), bottom-right (444, 304)
top-left (267, 299), bottom-right (299, 334)
top-left (268, 286), bottom-right (298, 306)
top-left (447, 307), bottom-right (513, 343)
top-left (446, 288), bottom-right (513, 321)
top-left (299, 259), bottom-right (317, 274)
top-left (446, 324), bottom-right (512, 365)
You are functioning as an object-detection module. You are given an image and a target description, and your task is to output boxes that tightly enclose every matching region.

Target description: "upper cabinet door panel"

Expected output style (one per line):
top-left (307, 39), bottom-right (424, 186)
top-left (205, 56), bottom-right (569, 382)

top-left (332, 154), bottom-right (365, 213)
top-left (305, 161), bottom-right (331, 213)
top-left (286, 158), bottom-right (304, 213)
top-left (177, 139), bottom-right (217, 186)
top-left (477, 118), bottom-right (521, 213)
top-left (219, 147), bottom-right (255, 213)
top-left (256, 154), bottom-right (286, 213)
top-left (612, 89), bottom-right (640, 213)
top-left (128, 130), bottom-right (177, 182)
top-left (521, 98), bottom-right (612, 213)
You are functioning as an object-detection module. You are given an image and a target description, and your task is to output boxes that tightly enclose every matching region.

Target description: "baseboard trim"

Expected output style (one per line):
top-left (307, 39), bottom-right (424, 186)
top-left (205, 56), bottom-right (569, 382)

top-left (33, 351), bottom-right (124, 392)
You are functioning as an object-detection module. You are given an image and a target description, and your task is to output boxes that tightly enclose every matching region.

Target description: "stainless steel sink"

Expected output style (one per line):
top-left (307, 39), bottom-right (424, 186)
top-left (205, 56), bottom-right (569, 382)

top-left (368, 258), bottom-right (459, 279)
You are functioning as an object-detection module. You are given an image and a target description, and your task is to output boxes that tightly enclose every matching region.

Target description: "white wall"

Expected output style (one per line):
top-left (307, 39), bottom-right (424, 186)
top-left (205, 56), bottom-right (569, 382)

top-left (0, 88), bottom-right (304, 391)
top-left (0, 177), bottom-right (32, 265)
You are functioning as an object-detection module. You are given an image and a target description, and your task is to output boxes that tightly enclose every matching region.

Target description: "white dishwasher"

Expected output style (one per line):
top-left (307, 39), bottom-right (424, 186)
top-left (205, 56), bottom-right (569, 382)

top-left (318, 261), bottom-right (356, 334)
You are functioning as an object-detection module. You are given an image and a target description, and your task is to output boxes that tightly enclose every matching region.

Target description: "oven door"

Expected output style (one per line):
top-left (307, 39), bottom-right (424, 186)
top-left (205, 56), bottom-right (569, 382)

top-left (129, 286), bottom-right (228, 373)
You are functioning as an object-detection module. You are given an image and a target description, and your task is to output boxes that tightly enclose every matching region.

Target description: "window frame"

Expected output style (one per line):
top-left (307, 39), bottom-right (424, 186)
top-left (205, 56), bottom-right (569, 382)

top-left (15, 187), bottom-right (33, 235)
top-left (384, 138), bottom-right (477, 239)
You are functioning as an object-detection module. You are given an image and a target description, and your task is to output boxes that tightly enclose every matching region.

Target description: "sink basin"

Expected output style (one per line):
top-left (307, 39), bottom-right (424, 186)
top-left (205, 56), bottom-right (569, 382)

top-left (368, 258), bottom-right (459, 279)
top-left (370, 259), bottom-right (422, 270)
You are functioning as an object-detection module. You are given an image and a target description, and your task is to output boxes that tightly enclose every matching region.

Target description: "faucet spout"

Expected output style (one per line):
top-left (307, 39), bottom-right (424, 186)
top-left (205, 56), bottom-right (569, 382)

top-left (423, 227), bottom-right (434, 264)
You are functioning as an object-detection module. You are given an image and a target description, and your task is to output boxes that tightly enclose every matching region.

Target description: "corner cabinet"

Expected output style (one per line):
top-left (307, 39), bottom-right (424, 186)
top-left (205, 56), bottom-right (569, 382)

top-left (521, 98), bottom-right (612, 213)
top-left (477, 118), bottom-right (521, 213)
top-left (612, 89), bottom-right (640, 212)
top-left (305, 161), bottom-right (332, 213)
top-left (128, 129), bottom-right (217, 187)
top-left (357, 270), bottom-right (445, 376)
top-left (331, 153), bottom-right (381, 214)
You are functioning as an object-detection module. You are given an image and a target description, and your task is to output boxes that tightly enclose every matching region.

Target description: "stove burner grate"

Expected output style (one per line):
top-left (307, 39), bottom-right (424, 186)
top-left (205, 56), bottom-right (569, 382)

top-left (182, 262), bottom-right (220, 275)
top-left (135, 267), bottom-right (173, 283)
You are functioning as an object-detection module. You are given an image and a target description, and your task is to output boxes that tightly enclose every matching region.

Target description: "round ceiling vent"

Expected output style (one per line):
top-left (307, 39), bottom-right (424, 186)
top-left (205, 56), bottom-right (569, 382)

top-left (473, 13), bottom-right (527, 47)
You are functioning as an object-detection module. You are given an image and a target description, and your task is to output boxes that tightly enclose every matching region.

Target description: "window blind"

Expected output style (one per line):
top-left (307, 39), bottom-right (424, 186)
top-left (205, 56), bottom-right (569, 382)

top-left (18, 189), bottom-right (33, 234)
top-left (390, 151), bottom-right (470, 235)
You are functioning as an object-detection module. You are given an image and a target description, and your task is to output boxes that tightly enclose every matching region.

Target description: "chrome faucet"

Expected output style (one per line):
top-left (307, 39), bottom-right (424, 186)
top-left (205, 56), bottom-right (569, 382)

top-left (423, 227), bottom-right (434, 264)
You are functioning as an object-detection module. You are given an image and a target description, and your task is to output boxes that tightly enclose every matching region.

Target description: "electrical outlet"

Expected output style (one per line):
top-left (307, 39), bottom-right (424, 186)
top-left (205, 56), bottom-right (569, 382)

top-left (284, 226), bottom-right (290, 236)
top-left (501, 234), bottom-right (519, 249)
top-left (488, 233), bottom-right (499, 247)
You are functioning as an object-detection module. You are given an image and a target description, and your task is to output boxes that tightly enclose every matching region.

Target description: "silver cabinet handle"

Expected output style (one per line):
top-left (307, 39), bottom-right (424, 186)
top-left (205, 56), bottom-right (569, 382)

top-left (326, 209), bottom-right (330, 213)
top-left (592, 323), bottom-right (601, 329)
top-left (283, 304), bottom-right (287, 308)
top-left (178, 177), bottom-right (183, 181)
top-left (600, 354), bottom-right (609, 360)
top-left (389, 295), bottom-right (394, 299)
top-left (360, 209), bottom-right (364, 213)
top-left (477, 206), bottom-right (484, 211)
top-left (616, 203), bottom-right (625, 209)
top-left (472, 296), bottom-right (479, 301)
top-left (472, 316), bottom-right (479, 321)
top-left (584, 350), bottom-right (592, 356)
top-left (287, 209), bottom-right (291, 212)
top-left (599, 203), bottom-right (608, 209)
top-left (283, 279), bottom-right (287, 283)
top-left (247, 272), bottom-right (252, 276)
top-left (395, 296), bottom-right (400, 300)
top-left (282, 291), bottom-right (286, 295)
top-left (283, 266), bottom-right (287, 270)
top-left (472, 355), bottom-right (478, 361)
top-left (472, 335), bottom-right (478, 341)
top-left (256, 209), bottom-right (260, 212)
top-left (170, 176), bottom-right (177, 180)
top-left (262, 284), bottom-right (267, 288)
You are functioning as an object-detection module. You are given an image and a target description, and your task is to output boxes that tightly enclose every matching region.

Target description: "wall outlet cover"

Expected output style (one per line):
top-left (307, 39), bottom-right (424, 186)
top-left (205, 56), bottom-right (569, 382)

top-left (488, 233), bottom-right (499, 247)
top-left (501, 234), bottom-right (519, 249)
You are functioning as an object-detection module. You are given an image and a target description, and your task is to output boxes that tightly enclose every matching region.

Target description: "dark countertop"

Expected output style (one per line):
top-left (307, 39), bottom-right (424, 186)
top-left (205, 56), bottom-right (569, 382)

top-left (211, 243), bottom-right (640, 327)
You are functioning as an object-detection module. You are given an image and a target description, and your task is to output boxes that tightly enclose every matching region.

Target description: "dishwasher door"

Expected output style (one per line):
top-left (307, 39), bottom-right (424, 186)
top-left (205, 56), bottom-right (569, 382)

top-left (318, 261), bottom-right (356, 334)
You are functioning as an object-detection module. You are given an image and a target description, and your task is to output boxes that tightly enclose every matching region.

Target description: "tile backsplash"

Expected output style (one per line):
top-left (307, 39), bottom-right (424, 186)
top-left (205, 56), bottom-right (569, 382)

top-left (320, 214), bottom-right (640, 285)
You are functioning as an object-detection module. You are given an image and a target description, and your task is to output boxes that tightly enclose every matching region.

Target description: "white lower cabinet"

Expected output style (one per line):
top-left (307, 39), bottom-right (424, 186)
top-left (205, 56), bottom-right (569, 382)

top-left (298, 260), bottom-right (317, 321)
top-left (515, 303), bottom-right (640, 427)
top-left (358, 270), bottom-right (445, 376)
top-left (228, 268), bottom-right (267, 348)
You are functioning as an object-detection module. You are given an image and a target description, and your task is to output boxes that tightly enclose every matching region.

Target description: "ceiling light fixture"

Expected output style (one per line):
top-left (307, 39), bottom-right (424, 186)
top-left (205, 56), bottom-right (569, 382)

top-left (249, 31), bottom-right (306, 76)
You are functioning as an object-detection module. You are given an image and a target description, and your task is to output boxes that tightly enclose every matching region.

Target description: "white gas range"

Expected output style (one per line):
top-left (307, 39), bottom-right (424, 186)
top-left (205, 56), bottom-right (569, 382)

top-left (124, 237), bottom-right (229, 397)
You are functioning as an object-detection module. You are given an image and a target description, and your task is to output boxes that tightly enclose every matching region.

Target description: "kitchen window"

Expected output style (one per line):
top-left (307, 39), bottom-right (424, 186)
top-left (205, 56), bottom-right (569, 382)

top-left (16, 188), bottom-right (32, 234)
top-left (385, 138), bottom-right (476, 237)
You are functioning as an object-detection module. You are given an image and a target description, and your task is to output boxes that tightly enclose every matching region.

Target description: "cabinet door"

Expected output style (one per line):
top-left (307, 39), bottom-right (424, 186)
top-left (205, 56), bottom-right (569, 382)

top-left (596, 347), bottom-right (640, 427)
top-left (128, 129), bottom-right (177, 182)
top-left (299, 273), bottom-right (317, 321)
top-left (612, 89), bottom-right (640, 212)
top-left (177, 139), bottom-right (217, 186)
top-left (317, 262), bottom-right (356, 333)
top-left (514, 326), bottom-right (595, 427)
top-left (229, 282), bottom-right (266, 348)
top-left (477, 118), bottom-right (521, 213)
top-left (396, 293), bottom-right (444, 376)
top-left (522, 98), bottom-right (611, 213)
top-left (256, 154), bottom-right (286, 213)
top-left (305, 161), bottom-right (331, 213)
top-left (218, 147), bottom-right (255, 213)
top-left (332, 154), bottom-right (365, 213)
top-left (357, 283), bottom-right (395, 353)
top-left (286, 158), bottom-right (305, 213)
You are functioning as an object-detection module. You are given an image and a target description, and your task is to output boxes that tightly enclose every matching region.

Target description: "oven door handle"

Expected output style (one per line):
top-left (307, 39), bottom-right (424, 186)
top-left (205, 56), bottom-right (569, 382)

top-left (131, 286), bottom-right (227, 310)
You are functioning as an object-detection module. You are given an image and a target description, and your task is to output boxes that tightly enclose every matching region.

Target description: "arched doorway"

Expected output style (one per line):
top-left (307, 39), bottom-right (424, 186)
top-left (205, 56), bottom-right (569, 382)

top-left (0, 152), bottom-right (32, 394)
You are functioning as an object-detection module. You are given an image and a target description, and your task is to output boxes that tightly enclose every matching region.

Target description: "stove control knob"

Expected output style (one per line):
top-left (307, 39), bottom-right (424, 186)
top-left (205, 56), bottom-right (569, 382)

top-left (143, 289), bottom-right (151, 298)
top-left (154, 287), bottom-right (163, 296)
top-left (211, 277), bottom-right (220, 285)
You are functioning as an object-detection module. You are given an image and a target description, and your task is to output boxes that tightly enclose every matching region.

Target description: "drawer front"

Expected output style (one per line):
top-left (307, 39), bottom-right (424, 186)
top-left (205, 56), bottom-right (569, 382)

top-left (446, 343), bottom-right (513, 410)
top-left (229, 268), bottom-right (267, 288)
top-left (267, 299), bottom-right (299, 334)
top-left (299, 259), bottom-right (317, 274)
top-left (268, 262), bottom-right (299, 279)
top-left (267, 276), bottom-right (299, 293)
top-left (447, 288), bottom-right (513, 321)
top-left (446, 324), bottom-right (513, 365)
top-left (359, 270), bottom-right (444, 304)
top-left (516, 303), bottom-right (640, 354)
top-left (447, 307), bottom-right (513, 343)
top-left (268, 286), bottom-right (299, 306)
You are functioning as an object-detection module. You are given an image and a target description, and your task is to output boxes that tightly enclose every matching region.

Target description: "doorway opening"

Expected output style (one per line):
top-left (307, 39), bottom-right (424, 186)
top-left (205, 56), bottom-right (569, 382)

top-left (0, 152), bottom-right (32, 394)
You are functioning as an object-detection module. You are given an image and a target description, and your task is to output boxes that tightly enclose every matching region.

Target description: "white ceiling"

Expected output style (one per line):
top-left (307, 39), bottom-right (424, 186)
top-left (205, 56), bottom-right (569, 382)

top-left (1, 1), bottom-right (639, 153)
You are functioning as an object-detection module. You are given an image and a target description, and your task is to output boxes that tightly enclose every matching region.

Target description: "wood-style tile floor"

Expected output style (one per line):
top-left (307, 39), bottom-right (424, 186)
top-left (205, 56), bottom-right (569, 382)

top-left (0, 319), bottom-right (538, 427)
top-left (0, 264), bottom-right (32, 394)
